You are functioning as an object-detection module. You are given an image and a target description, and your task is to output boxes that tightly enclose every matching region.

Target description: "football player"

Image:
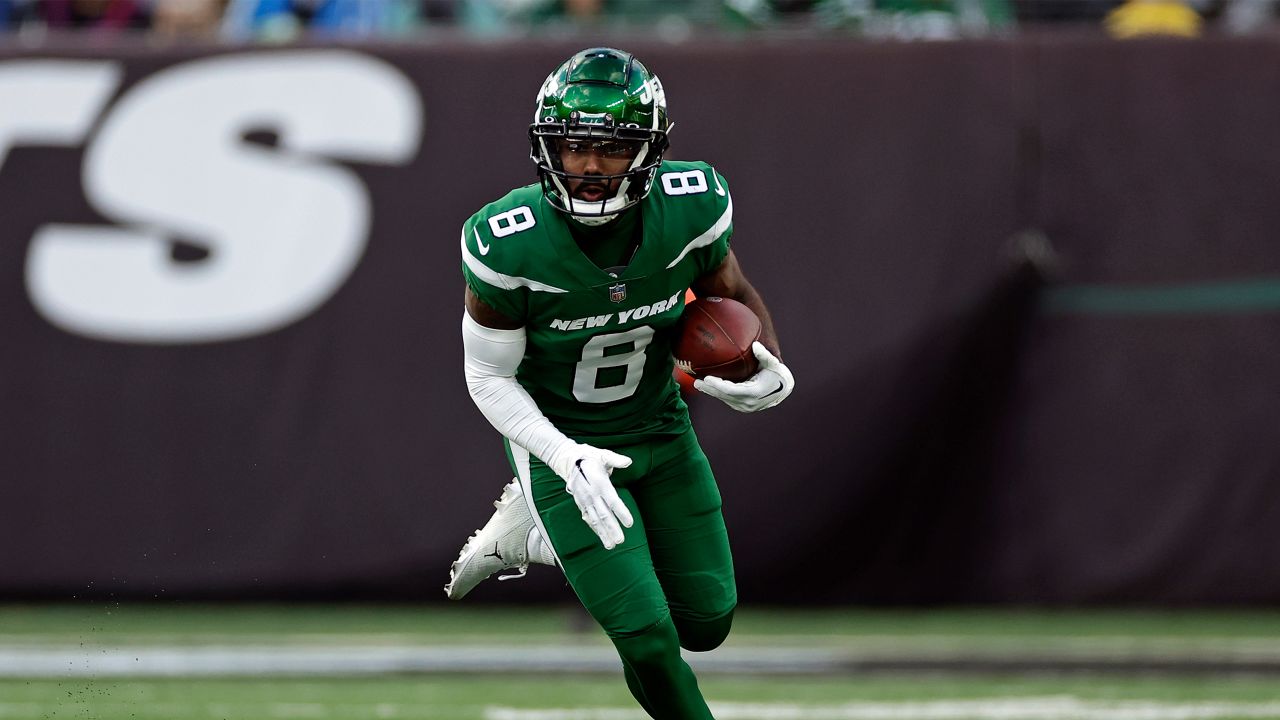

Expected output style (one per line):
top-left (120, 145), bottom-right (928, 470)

top-left (447, 47), bottom-right (795, 719)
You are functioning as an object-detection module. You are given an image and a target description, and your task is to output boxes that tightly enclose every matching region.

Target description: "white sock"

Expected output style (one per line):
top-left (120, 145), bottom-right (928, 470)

top-left (526, 530), bottom-right (558, 567)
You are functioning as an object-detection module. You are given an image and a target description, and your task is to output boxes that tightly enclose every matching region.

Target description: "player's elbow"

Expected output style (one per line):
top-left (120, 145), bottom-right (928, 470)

top-left (464, 370), bottom-right (511, 408)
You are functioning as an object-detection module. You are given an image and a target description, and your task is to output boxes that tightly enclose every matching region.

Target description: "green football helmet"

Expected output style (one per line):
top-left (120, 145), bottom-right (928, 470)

top-left (529, 47), bottom-right (671, 224)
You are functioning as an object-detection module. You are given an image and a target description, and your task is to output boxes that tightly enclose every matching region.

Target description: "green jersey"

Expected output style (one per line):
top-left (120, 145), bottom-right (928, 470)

top-left (461, 160), bottom-right (733, 440)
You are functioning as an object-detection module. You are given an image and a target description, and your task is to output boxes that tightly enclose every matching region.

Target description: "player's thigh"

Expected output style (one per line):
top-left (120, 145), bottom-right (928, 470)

top-left (635, 429), bottom-right (736, 622)
top-left (506, 442), bottom-right (670, 638)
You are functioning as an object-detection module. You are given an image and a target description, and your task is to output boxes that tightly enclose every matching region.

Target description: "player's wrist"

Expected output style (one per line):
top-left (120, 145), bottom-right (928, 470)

top-left (542, 438), bottom-right (587, 483)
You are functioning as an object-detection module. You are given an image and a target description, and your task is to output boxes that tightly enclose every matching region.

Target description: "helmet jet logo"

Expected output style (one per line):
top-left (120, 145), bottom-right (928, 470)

top-left (636, 77), bottom-right (665, 110)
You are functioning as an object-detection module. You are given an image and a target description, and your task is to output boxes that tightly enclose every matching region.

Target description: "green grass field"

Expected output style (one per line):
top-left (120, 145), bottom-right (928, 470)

top-left (4, 604), bottom-right (1280, 719)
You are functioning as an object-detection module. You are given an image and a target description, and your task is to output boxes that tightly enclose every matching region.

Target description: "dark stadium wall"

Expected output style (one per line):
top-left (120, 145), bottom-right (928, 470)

top-left (1, 38), bottom-right (1277, 604)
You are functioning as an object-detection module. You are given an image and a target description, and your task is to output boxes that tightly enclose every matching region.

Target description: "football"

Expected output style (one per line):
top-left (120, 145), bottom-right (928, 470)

top-left (672, 296), bottom-right (762, 382)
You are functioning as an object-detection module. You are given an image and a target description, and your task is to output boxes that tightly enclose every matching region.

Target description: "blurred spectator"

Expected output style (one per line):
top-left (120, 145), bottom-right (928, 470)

top-left (38, 0), bottom-right (150, 30)
top-left (727, 0), bottom-right (1014, 37)
top-left (458, 0), bottom-right (717, 37)
top-left (1222, 0), bottom-right (1278, 32)
top-left (4, 0), bottom-right (1268, 40)
top-left (0, 0), bottom-right (32, 29)
top-left (722, 0), bottom-right (809, 27)
top-left (540, 0), bottom-right (608, 29)
top-left (457, 0), bottom-right (544, 35)
top-left (151, 0), bottom-right (225, 39)
top-left (458, 0), bottom-right (614, 35)
top-left (564, 0), bottom-right (603, 17)
top-left (1103, 0), bottom-right (1201, 36)
top-left (1013, 0), bottom-right (1120, 24)
top-left (220, 0), bottom-right (417, 41)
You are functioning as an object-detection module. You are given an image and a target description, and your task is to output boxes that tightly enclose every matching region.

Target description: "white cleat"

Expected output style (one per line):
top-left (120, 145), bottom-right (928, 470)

top-left (444, 480), bottom-right (553, 600)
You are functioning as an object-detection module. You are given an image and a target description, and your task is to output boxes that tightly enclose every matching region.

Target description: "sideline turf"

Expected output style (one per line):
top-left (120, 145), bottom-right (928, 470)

top-left (7, 676), bottom-right (1280, 720)
top-left (5, 604), bottom-right (1280, 719)
top-left (6, 604), bottom-right (1280, 642)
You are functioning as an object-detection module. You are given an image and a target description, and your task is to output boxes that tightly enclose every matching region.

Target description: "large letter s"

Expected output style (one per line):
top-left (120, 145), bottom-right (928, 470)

top-left (27, 50), bottom-right (422, 343)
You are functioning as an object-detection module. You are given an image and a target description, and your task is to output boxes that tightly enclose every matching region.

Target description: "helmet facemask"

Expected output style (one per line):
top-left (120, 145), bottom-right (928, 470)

top-left (531, 114), bottom-right (669, 225)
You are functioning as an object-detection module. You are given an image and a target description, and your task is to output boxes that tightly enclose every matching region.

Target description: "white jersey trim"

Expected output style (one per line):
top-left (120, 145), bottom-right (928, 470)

top-left (510, 444), bottom-right (565, 571)
top-left (664, 190), bottom-right (733, 270)
top-left (461, 229), bottom-right (569, 294)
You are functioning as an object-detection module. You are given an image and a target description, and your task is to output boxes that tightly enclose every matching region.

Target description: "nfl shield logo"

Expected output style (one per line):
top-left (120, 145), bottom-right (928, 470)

top-left (609, 283), bottom-right (627, 303)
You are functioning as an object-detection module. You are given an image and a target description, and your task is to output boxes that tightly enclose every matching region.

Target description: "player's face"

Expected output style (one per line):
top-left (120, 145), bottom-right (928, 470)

top-left (554, 138), bottom-right (641, 203)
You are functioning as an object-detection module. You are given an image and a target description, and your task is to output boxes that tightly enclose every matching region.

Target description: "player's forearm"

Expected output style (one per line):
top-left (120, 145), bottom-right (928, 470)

top-left (692, 250), bottom-right (782, 359)
top-left (461, 312), bottom-right (580, 479)
top-left (701, 277), bottom-right (782, 360)
top-left (731, 282), bottom-right (781, 360)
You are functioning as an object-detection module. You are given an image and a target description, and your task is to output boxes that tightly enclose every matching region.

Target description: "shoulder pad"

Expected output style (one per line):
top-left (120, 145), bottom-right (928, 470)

top-left (651, 161), bottom-right (733, 270)
top-left (654, 160), bottom-right (730, 208)
top-left (461, 186), bottom-right (568, 293)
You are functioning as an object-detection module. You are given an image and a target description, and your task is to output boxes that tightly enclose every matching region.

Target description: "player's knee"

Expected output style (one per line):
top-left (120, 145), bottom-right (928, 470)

top-left (674, 606), bottom-right (735, 652)
top-left (611, 618), bottom-right (683, 671)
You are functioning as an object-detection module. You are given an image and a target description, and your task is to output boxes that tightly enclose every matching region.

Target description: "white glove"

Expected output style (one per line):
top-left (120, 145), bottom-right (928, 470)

top-left (694, 341), bottom-right (795, 413)
top-left (550, 444), bottom-right (634, 550)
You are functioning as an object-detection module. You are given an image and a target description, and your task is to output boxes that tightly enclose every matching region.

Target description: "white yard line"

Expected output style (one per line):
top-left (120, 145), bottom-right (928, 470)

top-left (5, 642), bottom-right (1280, 677)
top-left (0, 645), bottom-right (848, 676)
top-left (4, 633), bottom-right (1278, 646)
top-left (728, 635), bottom-right (1280, 660)
top-left (4, 633), bottom-right (1280, 657)
top-left (485, 698), bottom-right (1280, 720)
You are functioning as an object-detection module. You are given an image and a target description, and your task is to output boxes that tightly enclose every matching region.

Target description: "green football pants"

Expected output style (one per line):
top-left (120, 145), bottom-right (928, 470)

top-left (506, 427), bottom-right (737, 719)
